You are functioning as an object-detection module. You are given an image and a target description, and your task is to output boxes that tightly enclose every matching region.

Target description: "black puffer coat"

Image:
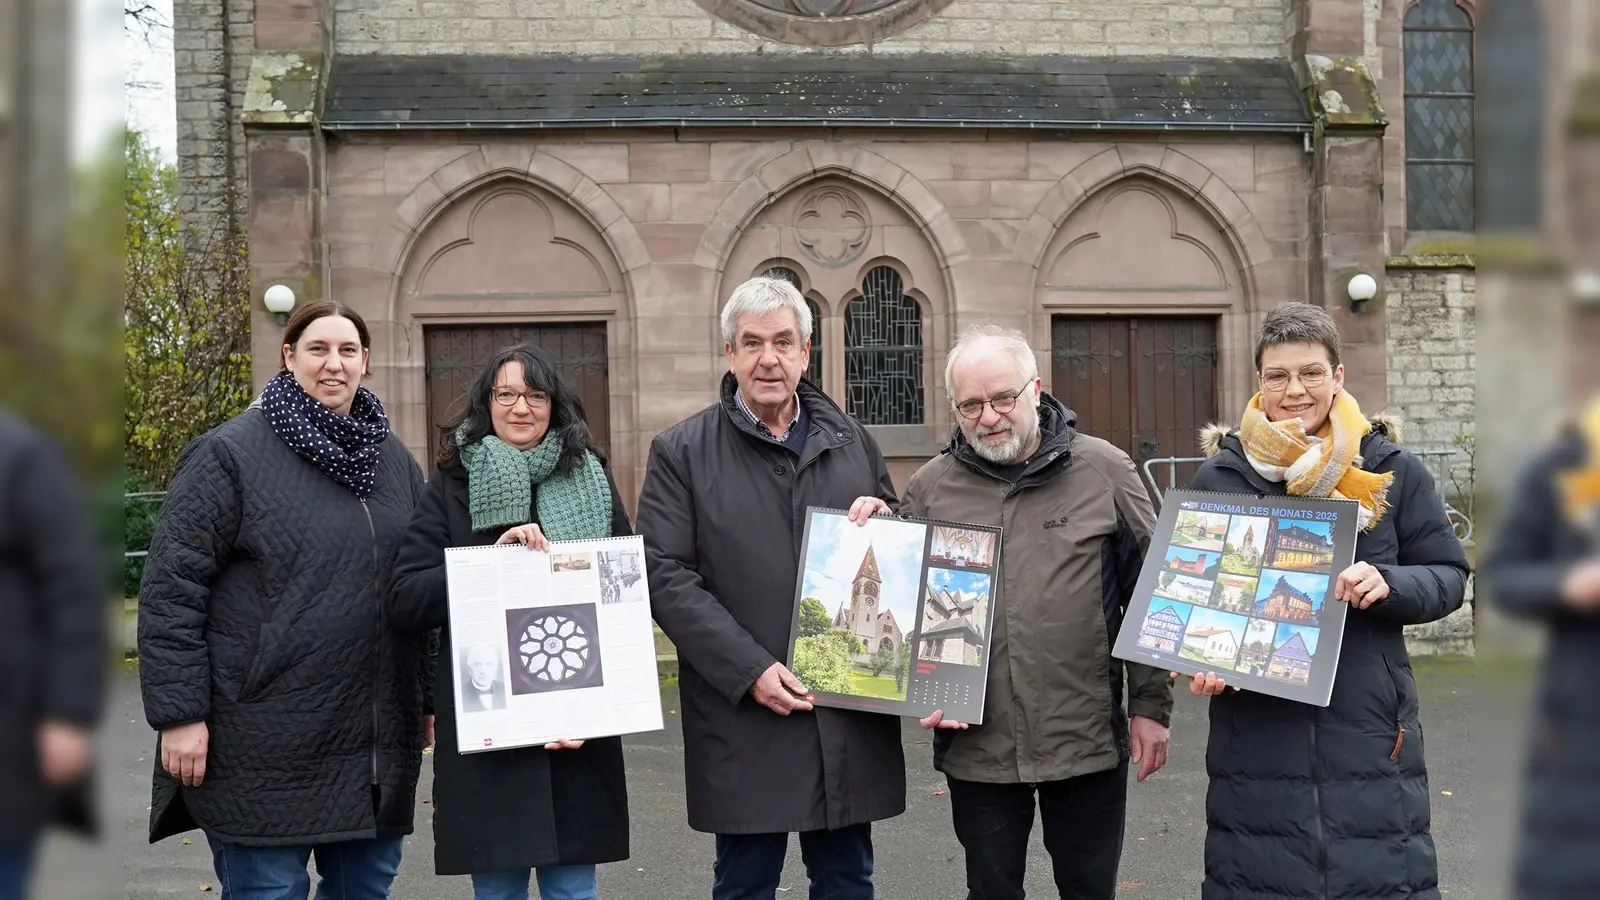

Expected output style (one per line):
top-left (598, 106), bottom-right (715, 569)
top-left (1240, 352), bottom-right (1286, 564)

top-left (637, 373), bottom-right (906, 834)
top-left (387, 462), bottom-right (633, 875)
top-left (0, 414), bottom-right (107, 844)
top-left (137, 407), bottom-right (430, 845)
top-left (1189, 417), bottom-right (1469, 900)
top-left (1480, 426), bottom-right (1600, 900)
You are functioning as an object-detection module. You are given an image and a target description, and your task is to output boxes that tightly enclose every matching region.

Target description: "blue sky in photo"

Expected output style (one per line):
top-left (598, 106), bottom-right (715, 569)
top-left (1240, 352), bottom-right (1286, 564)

top-left (1147, 599), bottom-right (1191, 625)
top-left (1252, 569), bottom-right (1331, 611)
top-left (1165, 544), bottom-right (1221, 566)
top-left (928, 567), bottom-right (990, 601)
top-left (1276, 517), bottom-right (1334, 540)
top-left (801, 512), bottom-right (926, 633)
top-left (1187, 606), bottom-right (1249, 641)
top-left (1274, 622), bottom-right (1321, 656)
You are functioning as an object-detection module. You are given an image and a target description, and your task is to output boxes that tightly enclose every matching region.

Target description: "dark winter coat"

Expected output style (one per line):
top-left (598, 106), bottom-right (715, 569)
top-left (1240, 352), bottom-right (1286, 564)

top-left (1479, 426), bottom-right (1600, 900)
top-left (636, 373), bottom-right (906, 834)
top-left (899, 395), bottom-right (1173, 783)
top-left (1189, 417), bottom-right (1469, 900)
top-left (137, 407), bottom-right (430, 846)
top-left (0, 413), bottom-right (108, 844)
top-left (387, 462), bottom-right (633, 875)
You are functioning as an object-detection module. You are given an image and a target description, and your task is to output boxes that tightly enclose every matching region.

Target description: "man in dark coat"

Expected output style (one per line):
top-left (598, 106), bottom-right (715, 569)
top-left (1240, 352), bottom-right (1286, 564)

top-left (637, 276), bottom-right (904, 900)
top-left (0, 412), bottom-right (108, 897)
top-left (1480, 400), bottom-right (1600, 900)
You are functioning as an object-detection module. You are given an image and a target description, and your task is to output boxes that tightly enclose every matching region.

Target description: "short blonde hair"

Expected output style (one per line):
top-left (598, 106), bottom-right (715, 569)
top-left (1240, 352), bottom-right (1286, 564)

top-left (720, 276), bottom-right (812, 345)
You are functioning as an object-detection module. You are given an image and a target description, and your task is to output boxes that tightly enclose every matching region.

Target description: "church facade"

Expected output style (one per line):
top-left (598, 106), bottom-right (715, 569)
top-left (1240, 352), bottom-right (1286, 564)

top-left (173, 0), bottom-right (1590, 514)
top-left (832, 544), bottom-right (903, 661)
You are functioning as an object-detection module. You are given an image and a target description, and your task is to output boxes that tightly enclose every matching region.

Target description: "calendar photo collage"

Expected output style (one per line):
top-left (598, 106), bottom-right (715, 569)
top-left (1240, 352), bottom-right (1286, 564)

top-left (1112, 490), bottom-right (1359, 707)
top-left (786, 508), bottom-right (1002, 725)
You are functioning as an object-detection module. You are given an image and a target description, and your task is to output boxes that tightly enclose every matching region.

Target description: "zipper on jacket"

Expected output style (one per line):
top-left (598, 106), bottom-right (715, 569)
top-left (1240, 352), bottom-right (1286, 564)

top-left (1383, 654), bottom-right (1406, 761)
top-left (361, 498), bottom-right (380, 789)
top-left (1309, 711), bottom-right (1329, 900)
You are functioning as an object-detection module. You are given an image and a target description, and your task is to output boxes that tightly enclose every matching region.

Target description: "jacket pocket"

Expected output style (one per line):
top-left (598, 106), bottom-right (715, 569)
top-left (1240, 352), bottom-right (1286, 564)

top-left (239, 621), bottom-right (283, 701)
top-left (1381, 653), bottom-right (1406, 761)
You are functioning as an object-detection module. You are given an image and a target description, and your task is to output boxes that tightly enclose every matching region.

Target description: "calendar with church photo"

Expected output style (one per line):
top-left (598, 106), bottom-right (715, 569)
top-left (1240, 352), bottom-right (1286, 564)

top-left (786, 507), bottom-right (1002, 724)
top-left (1111, 490), bottom-right (1360, 707)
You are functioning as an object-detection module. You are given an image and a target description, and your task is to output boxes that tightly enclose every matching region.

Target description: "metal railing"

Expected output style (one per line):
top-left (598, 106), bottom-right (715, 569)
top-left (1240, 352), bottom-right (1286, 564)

top-left (124, 491), bottom-right (167, 559)
top-left (1141, 457), bottom-right (1205, 503)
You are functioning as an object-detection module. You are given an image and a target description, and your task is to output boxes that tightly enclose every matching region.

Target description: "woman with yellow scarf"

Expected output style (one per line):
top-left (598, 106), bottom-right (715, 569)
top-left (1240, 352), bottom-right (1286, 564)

top-left (1481, 394), bottom-right (1600, 900)
top-left (1183, 302), bottom-right (1470, 900)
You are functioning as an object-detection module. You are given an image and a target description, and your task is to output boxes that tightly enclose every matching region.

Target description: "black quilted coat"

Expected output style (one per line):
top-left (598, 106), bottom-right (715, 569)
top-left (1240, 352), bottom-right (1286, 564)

top-left (1480, 427), bottom-right (1600, 900)
top-left (1188, 419), bottom-right (1469, 900)
top-left (137, 407), bottom-right (431, 845)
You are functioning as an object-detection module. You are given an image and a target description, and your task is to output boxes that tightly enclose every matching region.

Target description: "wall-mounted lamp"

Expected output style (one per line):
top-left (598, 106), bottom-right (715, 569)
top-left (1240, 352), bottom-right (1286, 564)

top-left (263, 284), bottom-right (296, 326)
top-left (1572, 269), bottom-right (1600, 308)
top-left (1347, 272), bottom-right (1379, 313)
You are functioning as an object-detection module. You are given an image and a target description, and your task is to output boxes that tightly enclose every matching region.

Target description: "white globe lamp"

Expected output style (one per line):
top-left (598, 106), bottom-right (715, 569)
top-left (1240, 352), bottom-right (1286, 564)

top-left (263, 284), bottom-right (297, 325)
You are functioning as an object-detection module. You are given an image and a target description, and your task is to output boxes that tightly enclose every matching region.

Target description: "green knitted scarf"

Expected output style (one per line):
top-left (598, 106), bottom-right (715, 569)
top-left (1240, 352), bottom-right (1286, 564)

top-left (457, 429), bottom-right (612, 541)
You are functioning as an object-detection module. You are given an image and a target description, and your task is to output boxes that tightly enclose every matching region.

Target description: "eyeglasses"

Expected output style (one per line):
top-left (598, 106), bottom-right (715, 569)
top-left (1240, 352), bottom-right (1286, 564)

top-left (956, 389), bottom-right (1025, 420)
top-left (1260, 366), bottom-right (1330, 393)
top-left (492, 388), bottom-right (551, 408)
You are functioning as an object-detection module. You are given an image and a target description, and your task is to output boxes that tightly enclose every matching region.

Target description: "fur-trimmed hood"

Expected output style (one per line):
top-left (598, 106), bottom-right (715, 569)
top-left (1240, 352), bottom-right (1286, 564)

top-left (1198, 411), bottom-right (1405, 458)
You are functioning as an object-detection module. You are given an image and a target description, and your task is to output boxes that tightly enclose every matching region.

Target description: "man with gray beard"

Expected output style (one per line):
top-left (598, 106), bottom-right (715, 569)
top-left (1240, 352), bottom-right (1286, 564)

top-left (899, 324), bottom-right (1173, 900)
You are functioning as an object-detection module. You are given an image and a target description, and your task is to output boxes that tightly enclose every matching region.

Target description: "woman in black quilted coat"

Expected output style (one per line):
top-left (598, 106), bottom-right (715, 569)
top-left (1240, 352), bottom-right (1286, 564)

top-left (1183, 302), bottom-right (1469, 900)
top-left (1480, 401), bottom-right (1600, 900)
top-left (388, 342), bottom-right (631, 900)
top-left (137, 300), bottom-right (429, 899)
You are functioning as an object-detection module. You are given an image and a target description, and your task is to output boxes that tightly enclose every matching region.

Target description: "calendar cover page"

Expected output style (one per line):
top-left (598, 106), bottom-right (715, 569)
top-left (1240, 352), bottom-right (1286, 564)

top-left (784, 507), bottom-right (1003, 724)
top-left (1111, 490), bottom-right (1360, 707)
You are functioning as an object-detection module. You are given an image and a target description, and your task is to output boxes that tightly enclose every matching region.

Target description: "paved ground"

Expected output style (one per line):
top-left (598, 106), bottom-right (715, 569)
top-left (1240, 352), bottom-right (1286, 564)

top-left (97, 657), bottom-right (1477, 899)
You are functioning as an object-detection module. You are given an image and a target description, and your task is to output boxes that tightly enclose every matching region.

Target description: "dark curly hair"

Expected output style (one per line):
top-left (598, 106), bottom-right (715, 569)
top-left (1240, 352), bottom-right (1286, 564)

top-left (435, 342), bottom-right (605, 473)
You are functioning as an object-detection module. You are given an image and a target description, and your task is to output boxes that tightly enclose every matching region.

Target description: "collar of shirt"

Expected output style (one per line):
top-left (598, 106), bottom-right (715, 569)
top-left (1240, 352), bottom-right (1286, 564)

top-left (734, 387), bottom-right (799, 442)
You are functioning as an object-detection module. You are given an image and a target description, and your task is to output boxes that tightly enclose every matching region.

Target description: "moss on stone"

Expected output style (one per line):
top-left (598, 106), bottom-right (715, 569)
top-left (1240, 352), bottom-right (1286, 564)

top-left (1303, 55), bottom-right (1386, 131)
top-left (242, 51), bottom-right (325, 125)
top-left (1388, 236), bottom-right (1476, 269)
top-left (1569, 65), bottom-right (1600, 135)
top-left (1473, 233), bottom-right (1567, 273)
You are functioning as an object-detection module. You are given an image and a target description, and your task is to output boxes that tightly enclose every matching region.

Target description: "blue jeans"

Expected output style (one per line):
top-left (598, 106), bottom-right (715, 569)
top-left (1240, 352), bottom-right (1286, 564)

top-left (207, 835), bottom-right (404, 900)
top-left (713, 824), bottom-right (874, 900)
top-left (471, 866), bottom-right (596, 900)
top-left (0, 843), bottom-right (37, 900)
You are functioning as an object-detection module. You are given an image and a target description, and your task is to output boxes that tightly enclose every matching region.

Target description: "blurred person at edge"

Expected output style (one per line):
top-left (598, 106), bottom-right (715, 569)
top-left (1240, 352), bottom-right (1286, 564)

top-left (636, 276), bottom-right (902, 900)
top-left (1481, 394), bottom-right (1600, 900)
top-left (137, 300), bottom-right (430, 900)
top-left (0, 413), bottom-right (108, 900)
top-left (1183, 301), bottom-right (1469, 900)
top-left (387, 343), bottom-right (634, 900)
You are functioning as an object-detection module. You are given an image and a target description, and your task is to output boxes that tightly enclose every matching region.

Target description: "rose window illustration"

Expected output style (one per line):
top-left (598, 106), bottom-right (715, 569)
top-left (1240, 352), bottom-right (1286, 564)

top-left (504, 604), bottom-right (605, 695)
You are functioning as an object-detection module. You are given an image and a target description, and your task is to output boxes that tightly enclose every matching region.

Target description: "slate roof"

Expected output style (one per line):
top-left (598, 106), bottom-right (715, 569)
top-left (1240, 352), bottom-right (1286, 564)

top-left (322, 54), bottom-right (1311, 132)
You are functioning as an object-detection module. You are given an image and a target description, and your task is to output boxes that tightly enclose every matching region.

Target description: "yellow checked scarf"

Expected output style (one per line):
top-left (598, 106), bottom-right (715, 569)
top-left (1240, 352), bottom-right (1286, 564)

top-left (1557, 397), bottom-right (1600, 527)
top-left (1237, 390), bottom-right (1394, 531)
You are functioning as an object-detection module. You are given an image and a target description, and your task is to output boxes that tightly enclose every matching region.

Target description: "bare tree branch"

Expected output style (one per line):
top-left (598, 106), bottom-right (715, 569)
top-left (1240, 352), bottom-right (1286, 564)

top-left (124, 0), bottom-right (169, 45)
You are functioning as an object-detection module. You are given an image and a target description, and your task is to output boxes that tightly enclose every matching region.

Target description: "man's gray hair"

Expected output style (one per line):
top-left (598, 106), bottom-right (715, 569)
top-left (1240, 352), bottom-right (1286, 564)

top-left (720, 276), bottom-right (812, 345)
top-left (943, 323), bottom-right (1039, 402)
top-left (1254, 301), bottom-right (1342, 370)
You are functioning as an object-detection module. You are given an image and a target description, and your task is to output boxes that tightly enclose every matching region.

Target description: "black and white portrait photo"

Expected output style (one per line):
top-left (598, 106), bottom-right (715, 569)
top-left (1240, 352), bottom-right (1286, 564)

top-left (458, 643), bottom-right (507, 713)
top-left (598, 548), bottom-right (646, 605)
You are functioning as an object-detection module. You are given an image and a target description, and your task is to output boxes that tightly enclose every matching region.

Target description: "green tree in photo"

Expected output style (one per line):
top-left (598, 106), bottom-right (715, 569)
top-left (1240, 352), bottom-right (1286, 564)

top-left (870, 644), bottom-right (895, 677)
top-left (893, 643), bottom-right (911, 692)
top-left (798, 597), bottom-right (831, 638)
top-left (792, 630), bottom-right (856, 694)
top-left (1160, 570), bottom-right (1176, 590)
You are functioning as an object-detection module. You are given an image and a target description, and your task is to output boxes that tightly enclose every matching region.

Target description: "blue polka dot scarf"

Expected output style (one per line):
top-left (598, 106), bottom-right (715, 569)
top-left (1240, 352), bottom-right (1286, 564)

top-left (259, 371), bottom-right (392, 498)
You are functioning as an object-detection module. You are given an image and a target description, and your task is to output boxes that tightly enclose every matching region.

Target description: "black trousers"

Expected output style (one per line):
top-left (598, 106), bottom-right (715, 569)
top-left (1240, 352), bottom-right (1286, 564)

top-left (946, 761), bottom-right (1129, 900)
top-left (711, 823), bottom-right (874, 900)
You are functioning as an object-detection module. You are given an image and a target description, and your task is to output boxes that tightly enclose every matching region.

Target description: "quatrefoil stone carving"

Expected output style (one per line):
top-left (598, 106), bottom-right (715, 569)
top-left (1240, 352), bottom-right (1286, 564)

top-left (794, 188), bottom-right (871, 268)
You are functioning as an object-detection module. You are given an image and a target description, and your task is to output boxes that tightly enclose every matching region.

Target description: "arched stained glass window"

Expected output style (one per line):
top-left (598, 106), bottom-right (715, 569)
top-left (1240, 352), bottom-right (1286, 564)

top-left (845, 266), bottom-right (924, 425)
top-left (1404, 0), bottom-right (1475, 231)
top-left (761, 265), bottom-right (821, 384)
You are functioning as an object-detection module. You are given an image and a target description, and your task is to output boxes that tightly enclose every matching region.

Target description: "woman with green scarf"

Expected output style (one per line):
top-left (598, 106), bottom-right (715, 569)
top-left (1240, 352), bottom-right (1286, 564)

top-left (388, 343), bottom-right (632, 900)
